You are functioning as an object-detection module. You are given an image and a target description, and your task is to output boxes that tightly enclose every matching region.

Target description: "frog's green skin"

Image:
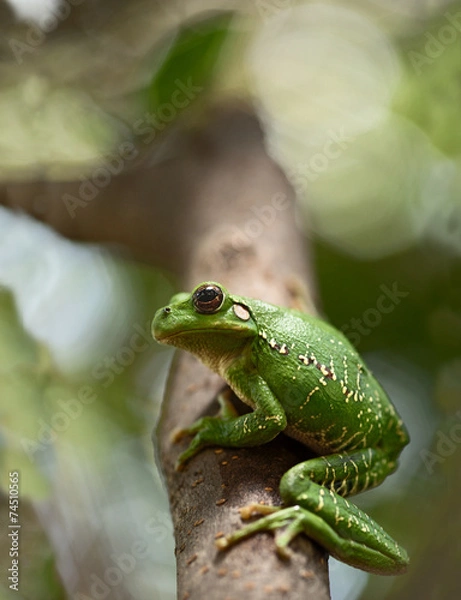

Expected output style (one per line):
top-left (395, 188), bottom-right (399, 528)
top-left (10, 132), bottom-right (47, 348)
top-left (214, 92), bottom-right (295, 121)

top-left (152, 282), bottom-right (410, 575)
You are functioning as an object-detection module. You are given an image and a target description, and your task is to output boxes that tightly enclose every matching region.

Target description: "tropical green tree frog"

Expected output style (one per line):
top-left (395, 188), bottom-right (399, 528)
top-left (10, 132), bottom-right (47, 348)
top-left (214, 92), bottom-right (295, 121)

top-left (152, 282), bottom-right (410, 575)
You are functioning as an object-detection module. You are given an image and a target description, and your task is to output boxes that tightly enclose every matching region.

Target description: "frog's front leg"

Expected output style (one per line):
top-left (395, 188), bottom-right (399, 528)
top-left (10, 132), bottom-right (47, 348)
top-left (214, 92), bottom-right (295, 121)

top-left (218, 448), bottom-right (409, 575)
top-left (174, 371), bottom-right (287, 469)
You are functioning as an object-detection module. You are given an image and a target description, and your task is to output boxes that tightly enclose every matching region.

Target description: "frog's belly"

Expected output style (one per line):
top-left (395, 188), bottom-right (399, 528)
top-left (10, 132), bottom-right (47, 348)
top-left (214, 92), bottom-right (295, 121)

top-left (284, 424), bottom-right (331, 455)
top-left (284, 423), bottom-right (365, 456)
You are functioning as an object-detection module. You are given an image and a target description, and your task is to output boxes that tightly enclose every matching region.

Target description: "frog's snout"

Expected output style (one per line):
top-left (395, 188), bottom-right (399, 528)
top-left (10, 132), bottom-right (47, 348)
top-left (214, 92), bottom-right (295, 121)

top-left (152, 305), bottom-right (173, 341)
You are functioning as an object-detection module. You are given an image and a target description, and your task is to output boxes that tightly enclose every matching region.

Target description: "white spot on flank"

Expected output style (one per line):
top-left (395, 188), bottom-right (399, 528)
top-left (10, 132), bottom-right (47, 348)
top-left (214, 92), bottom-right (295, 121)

top-left (329, 358), bottom-right (337, 380)
top-left (334, 503), bottom-right (341, 524)
top-left (315, 488), bottom-right (325, 512)
top-left (301, 386), bottom-right (320, 408)
top-left (343, 357), bottom-right (349, 384)
top-left (364, 471), bottom-right (370, 491)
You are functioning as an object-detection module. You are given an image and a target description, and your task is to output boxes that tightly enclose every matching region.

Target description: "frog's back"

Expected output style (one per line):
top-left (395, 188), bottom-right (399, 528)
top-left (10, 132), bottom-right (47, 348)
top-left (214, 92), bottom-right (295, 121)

top-left (248, 303), bottom-right (408, 457)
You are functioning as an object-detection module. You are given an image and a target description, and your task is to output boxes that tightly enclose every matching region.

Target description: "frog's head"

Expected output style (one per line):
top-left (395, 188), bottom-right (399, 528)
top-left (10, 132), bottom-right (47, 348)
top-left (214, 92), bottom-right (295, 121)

top-left (152, 282), bottom-right (257, 361)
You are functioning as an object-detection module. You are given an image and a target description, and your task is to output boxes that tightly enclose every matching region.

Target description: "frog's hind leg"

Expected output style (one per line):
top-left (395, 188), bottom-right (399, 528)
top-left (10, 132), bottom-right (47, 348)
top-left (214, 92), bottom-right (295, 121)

top-left (278, 450), bottom-right (408, 573)
top-left (217, 479), bottom-right (409, 575)
top-left (283, 447), bottom-right (399, 498)
top-left (217, 450), bottom-right (409, 575)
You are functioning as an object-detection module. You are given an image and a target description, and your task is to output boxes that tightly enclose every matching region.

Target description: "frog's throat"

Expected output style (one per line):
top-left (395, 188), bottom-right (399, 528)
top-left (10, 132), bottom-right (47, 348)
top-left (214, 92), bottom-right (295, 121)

top-left (157, 328), bottom-right (252, 372)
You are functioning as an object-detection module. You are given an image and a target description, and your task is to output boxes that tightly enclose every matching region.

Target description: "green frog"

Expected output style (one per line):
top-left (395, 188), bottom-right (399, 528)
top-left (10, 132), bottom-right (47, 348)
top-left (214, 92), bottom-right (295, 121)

top-left (152, 282), bottom-right (410, 575)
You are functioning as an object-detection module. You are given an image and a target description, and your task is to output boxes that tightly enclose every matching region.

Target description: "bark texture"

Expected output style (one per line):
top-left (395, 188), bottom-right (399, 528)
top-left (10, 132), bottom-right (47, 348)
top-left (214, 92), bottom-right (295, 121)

top-left (155, 107), bottom-right (331, 599)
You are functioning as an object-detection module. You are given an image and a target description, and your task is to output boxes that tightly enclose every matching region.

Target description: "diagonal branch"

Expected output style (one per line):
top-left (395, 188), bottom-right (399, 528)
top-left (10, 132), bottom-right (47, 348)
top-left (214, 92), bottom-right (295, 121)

top-left (155, 106), bottom-right (331, 599)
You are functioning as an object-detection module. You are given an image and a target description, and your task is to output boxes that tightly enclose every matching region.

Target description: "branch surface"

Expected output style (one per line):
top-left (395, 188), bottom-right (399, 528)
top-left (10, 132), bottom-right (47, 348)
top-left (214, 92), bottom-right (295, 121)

top-left (156, 107), bottom-right (330, 600)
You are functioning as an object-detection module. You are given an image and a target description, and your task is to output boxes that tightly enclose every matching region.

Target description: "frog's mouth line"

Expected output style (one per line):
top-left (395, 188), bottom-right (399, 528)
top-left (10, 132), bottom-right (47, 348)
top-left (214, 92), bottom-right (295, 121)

top-left (155, 328), bottom-right (247, 343)
top-left (155, 329), bottom-right (205, 342)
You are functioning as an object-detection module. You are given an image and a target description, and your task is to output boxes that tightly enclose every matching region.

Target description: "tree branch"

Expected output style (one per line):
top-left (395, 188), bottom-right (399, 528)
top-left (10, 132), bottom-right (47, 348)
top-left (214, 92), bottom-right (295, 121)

top-left (155, 106), bottom-right (331, 599)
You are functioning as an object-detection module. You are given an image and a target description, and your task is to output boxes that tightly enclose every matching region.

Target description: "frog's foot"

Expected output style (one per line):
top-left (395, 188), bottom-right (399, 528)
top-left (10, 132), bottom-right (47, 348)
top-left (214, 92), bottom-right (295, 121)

top-left (173, 415), bottom-right (222, 469)
top-left (216, 505), bottom-right (306, 559)
top-left (172, 390), bottom-right (239, 469)
top-left (173, 387), bottom-right (286, 471)
top-left (217, 500), bottom-right (409, 575)
top-left (172, 390), bottom-right (237, 440)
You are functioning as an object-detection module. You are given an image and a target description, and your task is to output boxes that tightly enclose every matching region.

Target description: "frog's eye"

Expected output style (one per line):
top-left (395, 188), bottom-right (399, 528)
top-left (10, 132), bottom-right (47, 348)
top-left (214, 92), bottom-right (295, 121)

top-left (192, 284), bottom-right (224, 314)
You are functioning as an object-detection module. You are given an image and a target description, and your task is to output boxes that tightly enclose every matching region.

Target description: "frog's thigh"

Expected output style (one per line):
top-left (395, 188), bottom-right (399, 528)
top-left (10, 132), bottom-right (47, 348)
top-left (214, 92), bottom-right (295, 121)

top-left (281, 448), bottom-right (396, 499)
top-left (277, 477), bottom-right (408, 574)
top-left (290, 499), bottom-right (407, 575)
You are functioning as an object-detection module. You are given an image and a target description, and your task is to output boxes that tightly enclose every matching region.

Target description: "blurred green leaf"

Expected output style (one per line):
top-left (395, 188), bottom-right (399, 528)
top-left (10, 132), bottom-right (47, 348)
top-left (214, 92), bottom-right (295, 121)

top-left (145, 11), bottom-right (234, 117)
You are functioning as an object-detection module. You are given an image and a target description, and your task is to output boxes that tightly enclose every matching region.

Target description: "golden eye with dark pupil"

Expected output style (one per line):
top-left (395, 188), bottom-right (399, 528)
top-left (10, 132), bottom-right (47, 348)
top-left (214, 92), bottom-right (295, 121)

top-left (192, 284), bottom-right (224, 314)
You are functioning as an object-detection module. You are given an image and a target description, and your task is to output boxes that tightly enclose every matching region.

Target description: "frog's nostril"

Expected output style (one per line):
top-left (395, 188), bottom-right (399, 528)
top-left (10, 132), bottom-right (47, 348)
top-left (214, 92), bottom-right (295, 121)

top-left (164, 307), bottom-right (172, 314)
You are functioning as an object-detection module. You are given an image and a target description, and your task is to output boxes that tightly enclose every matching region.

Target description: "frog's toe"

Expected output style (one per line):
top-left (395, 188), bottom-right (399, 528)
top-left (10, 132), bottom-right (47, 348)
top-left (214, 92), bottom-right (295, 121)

top-left (273, 508), bottom-right (306, 555)
top-left (174, 439), bottom-right (203, 470)
top-left (171, 427), bottom-right (189, 443)
top-left (274, 540), bottom-right (292, 560)
top-left (239, 503), bottom-right (280, 520)
top-left (217, 506), bottom-right (306, 557)
top-left (215, 535), bottom-right (231, 551)
top-left (174, 453), bottom-right (188, 471)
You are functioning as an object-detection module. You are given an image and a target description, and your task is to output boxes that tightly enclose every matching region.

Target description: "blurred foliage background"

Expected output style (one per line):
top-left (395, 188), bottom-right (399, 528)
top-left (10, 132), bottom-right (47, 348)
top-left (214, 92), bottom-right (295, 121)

top-left (1, 1), bottom-right (461, 599)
